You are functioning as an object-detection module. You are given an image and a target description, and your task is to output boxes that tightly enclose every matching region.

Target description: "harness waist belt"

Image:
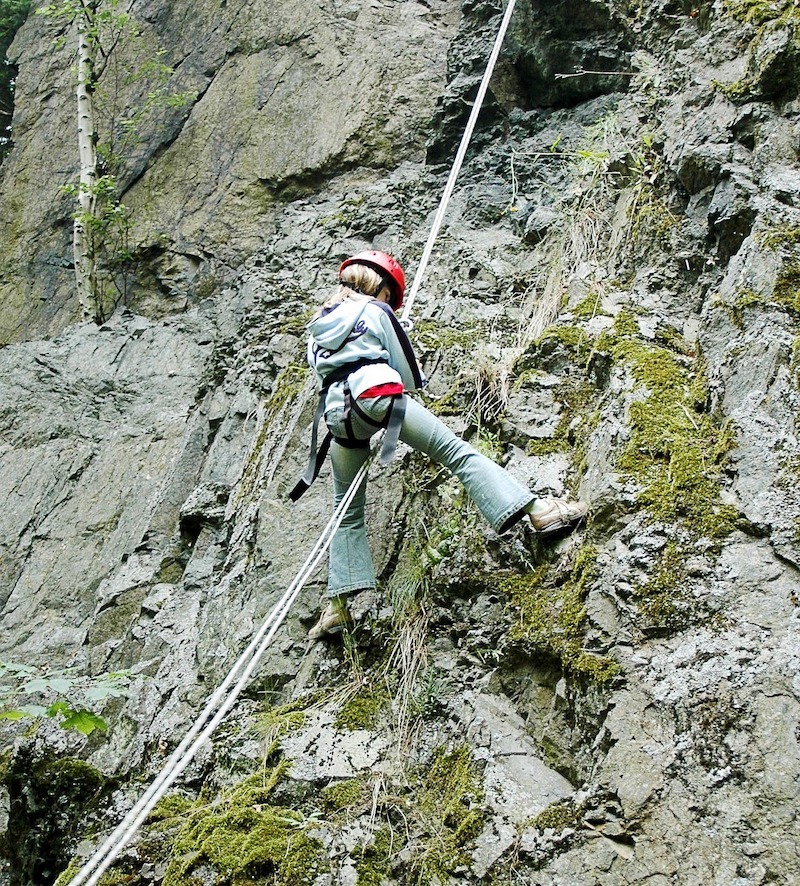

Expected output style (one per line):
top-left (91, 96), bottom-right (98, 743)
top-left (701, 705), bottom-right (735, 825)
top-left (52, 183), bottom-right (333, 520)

top-left (289, 359), bottom-right (403, 502)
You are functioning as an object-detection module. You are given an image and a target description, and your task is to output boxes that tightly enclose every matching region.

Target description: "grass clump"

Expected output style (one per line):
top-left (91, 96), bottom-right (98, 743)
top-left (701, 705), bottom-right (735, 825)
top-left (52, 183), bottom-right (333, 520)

top-left (501, 545), bottom-right (619, 683)
top-left (162, 763), bottom-right (326, 886)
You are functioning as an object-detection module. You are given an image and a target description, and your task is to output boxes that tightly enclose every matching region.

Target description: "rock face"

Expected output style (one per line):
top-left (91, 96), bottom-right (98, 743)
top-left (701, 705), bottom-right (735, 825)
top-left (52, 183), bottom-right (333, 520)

top-left (1, 1), bottom-right (800, 885)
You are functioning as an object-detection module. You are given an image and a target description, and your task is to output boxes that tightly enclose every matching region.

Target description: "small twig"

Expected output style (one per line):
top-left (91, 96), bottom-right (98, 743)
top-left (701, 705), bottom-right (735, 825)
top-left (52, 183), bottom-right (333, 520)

top-left (555, 67), bottom-right (636, 79)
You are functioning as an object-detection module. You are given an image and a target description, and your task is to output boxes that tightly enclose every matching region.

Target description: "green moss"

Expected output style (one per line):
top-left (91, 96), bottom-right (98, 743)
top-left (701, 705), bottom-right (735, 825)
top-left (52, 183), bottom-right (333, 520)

top-left (13, 756), bottom-right (110, 886)
top-left (717, 3), bottom-right (800, 100)
top-left (501, 545), bottom-right (619, 683)
top-left (335, 686), bottom-right (387, 731)
top-left (613, 307), bottom-right (640, 338)
top-left (412, 320), bottom-right (483, 354)
top-left (524, 379), bottom-right (599, 462)
top-left (725, 0), bottom-right (797, 25)
top-left (570, 292), bottom-right (608, 320)
top-left (259, 693), bottom-right (323, 742)
top-left (148, 794), bottom-right (196, 823)
top-left (162, 765), bottom-right (326, 886)
top-left (236, 361), bottom-right (309, 505)
top-left (537, 324), bottom-right (589, 352)
top-left (321, 777), bottom-right (368, 813)
top-left (730, 227), bottom-right (800, 319)
top-left (726, 288), bottom-right (768, 328)
top-left (792, 336), bottom-right (800, 376)
top-left (57, 863), bottom-right (141, 886)
top-left (277, 309), bottom-right (315, 338)
top-left (772, 258), bottom-right (800, 314)
top-left (54, 860), bottom-right (82, 886)
top-left (410, 745), bottom-right (486, 885)
top-left (632, 540), bottom-right (694, 632)
top-left (354, 827), bottom-right (395, 886)
top-left (759, 225), bottom-right (800, 249)
top-left (532, 798), bottom-right (583, 832)
top-left (602, 322), bottom-right (738, 539)
top-left (265, 362), bottom-right (309, 427)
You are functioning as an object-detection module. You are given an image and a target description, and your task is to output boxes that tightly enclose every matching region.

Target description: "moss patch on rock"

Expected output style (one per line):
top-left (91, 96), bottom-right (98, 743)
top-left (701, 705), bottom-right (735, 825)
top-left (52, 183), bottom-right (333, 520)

top-left (162, 763), bottom-right (326, 886)
top-left (354, 827), bottom-right (395, 886)
top-left (335, 685), bottom-right (388, 731)
top-left (321, 777), bottom-right (369, 814)
top-left (501, 545), bottom-right (619, 683)
top-left (408, 745), bottom-right (486, 886)
top-left (632, 540), bottom-right (695, 634)
top-left (718, 2), bottom-right (800, 101)
top-left (9, 754), bottom-right (112, 886)
top-left (601, 311), bottom-right (738, 539)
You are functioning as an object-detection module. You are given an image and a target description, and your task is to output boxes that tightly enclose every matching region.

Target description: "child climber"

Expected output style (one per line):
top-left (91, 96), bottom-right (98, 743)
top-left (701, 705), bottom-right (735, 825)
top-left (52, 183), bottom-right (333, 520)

top-left (293, 250), bottom-right (587, 640)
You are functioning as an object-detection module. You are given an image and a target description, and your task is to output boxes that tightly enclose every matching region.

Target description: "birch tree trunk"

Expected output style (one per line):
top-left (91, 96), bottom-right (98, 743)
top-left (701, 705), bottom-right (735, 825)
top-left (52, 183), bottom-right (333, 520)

top-left (74, 5), bottom-right (99, 322)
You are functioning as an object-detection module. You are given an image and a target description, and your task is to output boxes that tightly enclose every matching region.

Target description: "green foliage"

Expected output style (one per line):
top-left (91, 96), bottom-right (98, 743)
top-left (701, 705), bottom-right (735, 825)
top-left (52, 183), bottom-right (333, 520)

top-left (0, 661), bottom-right (135, 736)
top-left (12, 754), bottom-right (110, 886)
top-left (162, 765), bottom-right (327, 886)
top-left (37, 0), bottom-right (196, 319)
top-left (502, 545), bottom-right (620, 683)
top-left (0, 0), bottom-right (31, 158)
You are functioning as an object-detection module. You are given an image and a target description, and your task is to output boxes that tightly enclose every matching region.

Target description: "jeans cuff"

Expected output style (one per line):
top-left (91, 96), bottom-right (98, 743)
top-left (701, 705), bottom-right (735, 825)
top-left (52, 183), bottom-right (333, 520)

top-left (327, 584), bottom-right (375, 598)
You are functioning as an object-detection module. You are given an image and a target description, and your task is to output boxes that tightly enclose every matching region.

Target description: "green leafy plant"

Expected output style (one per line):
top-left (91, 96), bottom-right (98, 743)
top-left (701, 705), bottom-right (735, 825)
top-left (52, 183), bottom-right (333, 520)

top-left (0, 0), bottom-right (32, 159)
top-left (0, 660), bottom-right (136, 735)
top-left (36, 0), bottom-right (196, 321)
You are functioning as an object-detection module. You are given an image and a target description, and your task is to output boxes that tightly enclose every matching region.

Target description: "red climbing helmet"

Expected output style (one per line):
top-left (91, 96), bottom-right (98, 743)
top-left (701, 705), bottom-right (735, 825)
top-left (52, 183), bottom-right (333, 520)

top-left (339, 250), bottom-right (406, 310)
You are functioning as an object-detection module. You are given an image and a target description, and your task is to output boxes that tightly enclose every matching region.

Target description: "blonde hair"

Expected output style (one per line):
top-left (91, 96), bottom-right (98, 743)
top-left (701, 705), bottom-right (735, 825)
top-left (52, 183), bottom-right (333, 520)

top-left (320, 263), bottom-right (390, 312)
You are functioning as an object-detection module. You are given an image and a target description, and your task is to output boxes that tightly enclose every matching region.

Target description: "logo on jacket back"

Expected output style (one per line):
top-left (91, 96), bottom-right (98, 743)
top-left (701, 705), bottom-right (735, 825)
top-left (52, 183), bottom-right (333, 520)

top-left (312, 320), bottom-right (368, 362)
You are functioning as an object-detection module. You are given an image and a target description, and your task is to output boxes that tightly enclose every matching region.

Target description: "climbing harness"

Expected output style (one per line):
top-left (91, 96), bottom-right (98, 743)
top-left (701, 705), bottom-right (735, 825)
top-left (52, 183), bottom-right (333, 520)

top-left (290, 298), bottom-right (420, 500)
top-left (66, 1), bottom-right (518, 882)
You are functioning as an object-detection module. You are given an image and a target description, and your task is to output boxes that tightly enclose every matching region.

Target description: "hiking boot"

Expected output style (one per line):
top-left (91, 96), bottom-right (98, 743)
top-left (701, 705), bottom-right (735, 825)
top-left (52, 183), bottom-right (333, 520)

top-left (527, 497), bottom-right (587, 535)
top-left (308, 598), bottom-right (352, 640)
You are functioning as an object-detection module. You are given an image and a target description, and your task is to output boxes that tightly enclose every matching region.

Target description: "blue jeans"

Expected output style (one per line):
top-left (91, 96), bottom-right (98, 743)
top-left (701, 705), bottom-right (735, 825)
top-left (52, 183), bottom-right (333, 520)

top-left (324, 394), bottom-right (535, 597)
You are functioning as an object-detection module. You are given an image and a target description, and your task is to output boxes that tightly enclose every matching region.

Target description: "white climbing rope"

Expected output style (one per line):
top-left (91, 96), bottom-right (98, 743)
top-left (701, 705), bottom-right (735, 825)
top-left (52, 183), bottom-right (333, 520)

top-left (67, 1), bottom-right (518, 881)
top-left (401, 0), bottom-right (519, 325)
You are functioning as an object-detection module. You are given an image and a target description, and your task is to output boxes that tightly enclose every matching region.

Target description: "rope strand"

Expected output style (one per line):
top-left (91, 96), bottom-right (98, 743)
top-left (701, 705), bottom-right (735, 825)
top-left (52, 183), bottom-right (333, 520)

top-left (401, 0), bottom-right (519, 325)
